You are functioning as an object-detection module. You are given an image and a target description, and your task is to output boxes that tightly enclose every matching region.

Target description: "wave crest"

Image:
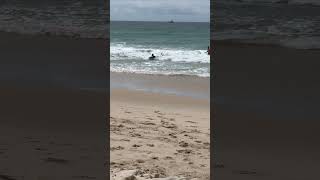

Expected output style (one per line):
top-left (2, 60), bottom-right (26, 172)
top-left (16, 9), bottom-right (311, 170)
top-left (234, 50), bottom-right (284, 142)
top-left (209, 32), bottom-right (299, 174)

top-left (111, 43), bottom-right (210, 63)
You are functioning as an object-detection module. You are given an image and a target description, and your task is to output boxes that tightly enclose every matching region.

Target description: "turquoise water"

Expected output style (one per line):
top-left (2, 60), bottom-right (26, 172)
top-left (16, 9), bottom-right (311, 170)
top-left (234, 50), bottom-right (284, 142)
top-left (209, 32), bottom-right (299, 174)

top-left (111, 21), bottom-right (210, 77)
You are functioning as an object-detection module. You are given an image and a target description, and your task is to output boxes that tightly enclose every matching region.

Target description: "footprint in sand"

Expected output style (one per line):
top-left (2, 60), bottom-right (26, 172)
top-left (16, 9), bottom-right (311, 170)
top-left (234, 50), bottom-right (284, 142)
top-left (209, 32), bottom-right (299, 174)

top-left (161, 120), bottom-right (177, 129)
top-left (157, 137), bottom-right (171, 142)
top-left (136, 159), bottom-right (145, 163)
top-left (154, 110), bottom-right (164, 115)
top-left (132, 144), bottom-right (142, 147)
top-left (140, 121), bottom-right (156, 126)
top-left (186, 121), bottom-right (197, 124)
top-left (176, 149), bottom-right (192, 154)
top-left (120, 118), bottom-right (134, 125)
top-left (146, 144), bottom-right (154, 147)
top-left (184, 134), bottom-right (195, 140)
top-left (179, 141), bottom-right (189, 147)
top-left (169, 133), bottom-right (177, 138)
top-left (117, 124), bottom-right (125, 128)
top-left (130, 133), bottom-right (142, 137)
top-left (189, 129), bottom-right (201, 133)
top-left (164, 156), bottom-right (173, 160)
top-left (203, 142), bottom-right (210, 146)
top-left (183, 158), bottom-right (189, 161)
top-left (188, 125), bottom-right (198, 128)
top-left (111, 146), bottom-right (124, 151)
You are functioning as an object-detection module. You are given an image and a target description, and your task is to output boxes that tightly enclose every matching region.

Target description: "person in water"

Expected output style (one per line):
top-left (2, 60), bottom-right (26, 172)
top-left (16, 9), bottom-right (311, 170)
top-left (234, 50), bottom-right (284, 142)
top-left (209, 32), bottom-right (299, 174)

top-left (149, 54), bottom-right (156, 59)
top-left (207, 46), bottom-right (211, 55)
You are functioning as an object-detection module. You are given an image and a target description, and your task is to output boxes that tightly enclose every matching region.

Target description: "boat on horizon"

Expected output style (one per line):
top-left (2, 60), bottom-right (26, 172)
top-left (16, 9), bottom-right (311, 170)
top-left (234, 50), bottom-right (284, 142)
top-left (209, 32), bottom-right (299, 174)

top-left (168, 20), bottom-right (174, 23)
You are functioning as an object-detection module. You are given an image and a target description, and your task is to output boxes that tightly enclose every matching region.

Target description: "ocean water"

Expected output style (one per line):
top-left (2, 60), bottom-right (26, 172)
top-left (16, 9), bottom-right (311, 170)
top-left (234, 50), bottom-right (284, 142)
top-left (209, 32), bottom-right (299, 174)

top-left (214, 0), bottom-right (320, 49)
top-left (110, 21), bottom-right (210, 77)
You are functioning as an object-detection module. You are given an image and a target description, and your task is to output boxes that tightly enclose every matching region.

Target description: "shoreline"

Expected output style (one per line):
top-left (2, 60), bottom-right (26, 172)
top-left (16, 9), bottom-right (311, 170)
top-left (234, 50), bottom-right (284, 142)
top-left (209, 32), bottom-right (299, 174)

top-left (111, 72), bottom-right (210, 101)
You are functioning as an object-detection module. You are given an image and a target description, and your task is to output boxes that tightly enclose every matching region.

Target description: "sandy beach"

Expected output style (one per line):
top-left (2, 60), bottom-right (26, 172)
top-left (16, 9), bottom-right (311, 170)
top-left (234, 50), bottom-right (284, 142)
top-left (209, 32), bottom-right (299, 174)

top-left (213, 41), bottom-right (320, 180)
top-left (0, 32), bottom-right (107, 179)
top-left (110, 73), bottom-right (210, 180)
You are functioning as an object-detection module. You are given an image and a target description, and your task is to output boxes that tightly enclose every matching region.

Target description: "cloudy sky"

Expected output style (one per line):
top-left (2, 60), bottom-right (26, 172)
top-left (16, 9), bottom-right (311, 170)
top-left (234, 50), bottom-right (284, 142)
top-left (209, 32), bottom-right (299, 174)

top-left (111, 0), bottom-right (209, 22)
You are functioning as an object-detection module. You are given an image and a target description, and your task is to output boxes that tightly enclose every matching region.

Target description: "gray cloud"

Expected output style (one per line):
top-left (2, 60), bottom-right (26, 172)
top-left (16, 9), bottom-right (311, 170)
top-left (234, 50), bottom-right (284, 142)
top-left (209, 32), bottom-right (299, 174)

top-left (111, 0), bottom-right (209, 22)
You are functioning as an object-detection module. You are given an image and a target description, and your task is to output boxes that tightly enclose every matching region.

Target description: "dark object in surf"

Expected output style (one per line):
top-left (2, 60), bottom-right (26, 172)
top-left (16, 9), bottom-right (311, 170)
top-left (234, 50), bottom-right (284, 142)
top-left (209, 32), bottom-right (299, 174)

top-left (149, 54), bottom-right (156, 60)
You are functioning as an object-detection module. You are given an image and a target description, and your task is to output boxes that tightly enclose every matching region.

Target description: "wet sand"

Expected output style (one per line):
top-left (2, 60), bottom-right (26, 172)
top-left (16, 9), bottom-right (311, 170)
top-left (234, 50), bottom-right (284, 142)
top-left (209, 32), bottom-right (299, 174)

top-left (110, 74), bottom-right (210, 180)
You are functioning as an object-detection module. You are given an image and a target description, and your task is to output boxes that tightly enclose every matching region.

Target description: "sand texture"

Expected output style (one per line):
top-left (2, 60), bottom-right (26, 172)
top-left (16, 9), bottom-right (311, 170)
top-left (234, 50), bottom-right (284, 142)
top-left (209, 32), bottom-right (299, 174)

top-left (110, 88), bottom-right (210, 180)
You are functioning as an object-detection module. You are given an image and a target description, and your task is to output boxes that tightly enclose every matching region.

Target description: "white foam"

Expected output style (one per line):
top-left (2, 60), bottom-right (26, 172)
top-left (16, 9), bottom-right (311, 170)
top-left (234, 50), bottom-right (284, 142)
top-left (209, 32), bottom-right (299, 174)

top-left (111, 43), bottom-right (210, 63)
top-left (110, 66), bottom-right (210, 77)
top-left (110, 42), bottom-right (210, 77)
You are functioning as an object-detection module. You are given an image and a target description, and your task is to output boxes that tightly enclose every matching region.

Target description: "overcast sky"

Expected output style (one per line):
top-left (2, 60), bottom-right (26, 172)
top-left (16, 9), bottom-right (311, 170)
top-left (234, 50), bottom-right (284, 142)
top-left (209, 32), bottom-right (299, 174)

top-left (111, 0), bottom-right (209, 22)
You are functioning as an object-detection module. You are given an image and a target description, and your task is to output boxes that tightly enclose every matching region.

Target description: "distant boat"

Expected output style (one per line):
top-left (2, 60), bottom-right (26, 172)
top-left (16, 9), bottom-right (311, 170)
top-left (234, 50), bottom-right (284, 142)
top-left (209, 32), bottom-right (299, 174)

top-left (168, 20), bottom-right (174, 23)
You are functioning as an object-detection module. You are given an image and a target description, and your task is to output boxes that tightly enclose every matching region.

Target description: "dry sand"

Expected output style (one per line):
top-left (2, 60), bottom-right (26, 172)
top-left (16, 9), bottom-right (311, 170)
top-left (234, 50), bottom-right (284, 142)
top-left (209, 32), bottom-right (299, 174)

top-left (110, 85), bottom-right (210, 179)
